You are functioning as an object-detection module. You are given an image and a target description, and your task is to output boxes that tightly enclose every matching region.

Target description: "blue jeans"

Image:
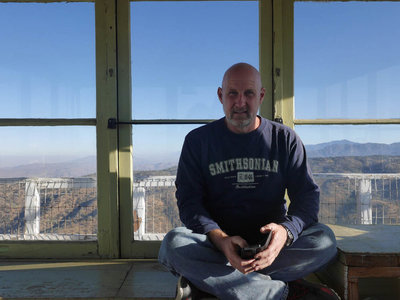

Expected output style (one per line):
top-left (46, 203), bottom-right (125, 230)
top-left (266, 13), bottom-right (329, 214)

top-left (158, 223), bottom-right (337, 300)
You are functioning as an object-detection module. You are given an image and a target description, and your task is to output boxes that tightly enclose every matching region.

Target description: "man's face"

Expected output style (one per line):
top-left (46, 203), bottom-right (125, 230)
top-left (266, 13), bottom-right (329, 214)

top-left (218, 67), bottom-right (265, 134)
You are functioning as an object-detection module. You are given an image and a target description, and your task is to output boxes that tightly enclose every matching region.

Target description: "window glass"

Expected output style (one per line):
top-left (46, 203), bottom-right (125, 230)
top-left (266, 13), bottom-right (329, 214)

top-left (131, 1), bottom-right (259, 119)
top-left (132, 124), bottom-right (201, 239)
top-left (131, 1), bottom-right (259, 241)
top-left (294, 2), bottom-right (400, 119)
top-left (0, 127), bottom-right (97, 241)
top-left (296, 125), bottom-right (400, 225)
top-left (0, 3), bottom-right (95, 118)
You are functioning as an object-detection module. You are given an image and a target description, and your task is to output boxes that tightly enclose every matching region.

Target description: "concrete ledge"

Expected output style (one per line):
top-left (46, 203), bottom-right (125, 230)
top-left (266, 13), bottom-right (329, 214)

top-left (0, 259), bottom-right (176, 299)
top-left (319, 225), bottom-right (400, 300)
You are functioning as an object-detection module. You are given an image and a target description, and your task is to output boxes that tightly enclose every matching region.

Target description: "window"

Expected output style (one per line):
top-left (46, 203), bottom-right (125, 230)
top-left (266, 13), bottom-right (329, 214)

top-left (297, 125), bottom-right (400, 225)
top-left (295, 2), bottom-right (400, 120)
top-left (0, 3), bottom-right (95, 118)
top-left (4, 0), bottom-right (397, 260)
top-left (0, 2), bottom-right (97, 243)
top-left (294, 1), bottom-right (400, 226)
top-left (131, 1), bottom-right (259, 120)
top-left (130, 1), bottom-right (259, 242)
top-left (0, 127), bottom-right (96, 240)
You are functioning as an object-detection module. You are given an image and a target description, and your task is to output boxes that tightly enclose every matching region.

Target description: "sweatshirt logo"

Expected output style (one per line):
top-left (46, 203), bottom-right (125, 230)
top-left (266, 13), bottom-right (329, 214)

top-left (208, 157), bottom-right (278, 176)
top-left (237, 172), bottom-right (254, 183)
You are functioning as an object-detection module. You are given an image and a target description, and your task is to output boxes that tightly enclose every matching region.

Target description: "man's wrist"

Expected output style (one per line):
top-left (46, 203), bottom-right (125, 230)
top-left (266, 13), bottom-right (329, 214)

top-left (207, 229), bottom-right (229, 251)
top-left (281, 225), bottom-right (294, 247)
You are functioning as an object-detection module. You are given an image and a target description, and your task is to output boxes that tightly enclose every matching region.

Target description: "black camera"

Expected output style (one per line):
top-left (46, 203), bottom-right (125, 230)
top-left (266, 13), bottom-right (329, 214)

top-left (239, 233), bottom-right (272, 259)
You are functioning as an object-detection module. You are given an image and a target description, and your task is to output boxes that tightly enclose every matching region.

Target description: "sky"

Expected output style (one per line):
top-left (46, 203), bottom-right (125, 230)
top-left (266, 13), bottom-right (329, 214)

top-left (294, 2), bottom-right (400, 145)
top-left (0, 1), bottom-right (399, 167)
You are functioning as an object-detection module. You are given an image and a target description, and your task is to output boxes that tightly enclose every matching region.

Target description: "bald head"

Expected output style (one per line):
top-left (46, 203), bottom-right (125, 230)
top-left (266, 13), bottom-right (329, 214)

top-left (217, 63), bottom-right (265, 134)
top-left (222, 63), bottom-right (262, 91)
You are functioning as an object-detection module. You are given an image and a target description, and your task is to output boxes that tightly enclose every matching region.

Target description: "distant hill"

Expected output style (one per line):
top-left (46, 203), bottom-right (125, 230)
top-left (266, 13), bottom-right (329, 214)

top-left (306, 140), bottom-right (400, 157)
top-left (133, 151), bottom-right (180, 171)
top-left (1, 140), bottom-right (400, 178)
top-left (133, 166), bottom-right (177, 182)
top-left (0, 156), bottom-right (96, 178)
top-left (309, 155), bottom-right (400, 174)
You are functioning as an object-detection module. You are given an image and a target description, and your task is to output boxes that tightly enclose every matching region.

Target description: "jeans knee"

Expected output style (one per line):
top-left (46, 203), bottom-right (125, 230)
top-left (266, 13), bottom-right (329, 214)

top-left (321, 224), bottom-right (337, 247)
top-left (316, 224), bottom-right (338, 260)
top-left (303, 223), bottom-right (337, 258)
top-left (159, 227), bottom-right (191, 261)
top-left (164, 227), bottom-right (178, 246)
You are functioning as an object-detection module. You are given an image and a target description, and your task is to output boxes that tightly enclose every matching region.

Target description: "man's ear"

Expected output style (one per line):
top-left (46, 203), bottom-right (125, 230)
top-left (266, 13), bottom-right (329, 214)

top-left (217, 87), bottom-right (223, 104)
top-left (259, 87), bottom-right (266, 104)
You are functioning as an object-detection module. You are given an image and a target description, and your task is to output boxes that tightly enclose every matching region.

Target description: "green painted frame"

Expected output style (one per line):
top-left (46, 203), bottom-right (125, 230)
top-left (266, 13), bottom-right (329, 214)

top-left (119, 0), bottom-right (276, 258)
top-left (3, 0), bottom-right (398, 259)
top-left (0, 0), bottom-right (117, 258)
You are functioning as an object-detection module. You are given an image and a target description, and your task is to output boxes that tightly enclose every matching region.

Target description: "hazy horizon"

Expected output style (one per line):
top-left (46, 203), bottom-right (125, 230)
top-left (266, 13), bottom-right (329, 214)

top-left (1, 139), bottom-right (400, 177)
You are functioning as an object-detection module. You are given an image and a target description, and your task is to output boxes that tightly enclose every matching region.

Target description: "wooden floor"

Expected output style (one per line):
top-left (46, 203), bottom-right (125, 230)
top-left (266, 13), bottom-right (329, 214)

top-left (0, 259), bottom-right (177, 299)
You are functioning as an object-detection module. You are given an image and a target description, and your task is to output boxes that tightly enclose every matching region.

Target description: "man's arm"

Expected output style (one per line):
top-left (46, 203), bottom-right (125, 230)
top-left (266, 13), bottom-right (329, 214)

top-left (176, 134), bottom-right (220, 234)
top-left (280, 132), bottom-right (320, 243)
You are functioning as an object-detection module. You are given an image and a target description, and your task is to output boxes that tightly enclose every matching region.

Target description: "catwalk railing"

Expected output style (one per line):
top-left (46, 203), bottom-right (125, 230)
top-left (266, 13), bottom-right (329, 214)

top-left (0, 177), bottom-right (97, 241)
top-left (314, 173), bottom-right (400, 225)
top-left (1, 174), bottom-right (399, 241)
top-left (132, 173), bottom-right (400, 240)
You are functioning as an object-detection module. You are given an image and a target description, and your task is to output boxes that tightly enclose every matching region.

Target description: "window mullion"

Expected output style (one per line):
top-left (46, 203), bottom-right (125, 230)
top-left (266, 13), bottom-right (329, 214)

top-left (273, 0), bottom-right (294, 128)
top-left (95, 0), bottom-right (119, 258)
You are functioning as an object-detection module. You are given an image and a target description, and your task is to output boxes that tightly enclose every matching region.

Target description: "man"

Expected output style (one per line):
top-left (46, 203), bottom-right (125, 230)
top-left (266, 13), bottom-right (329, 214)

top-left (159, 63), bottom-right (339, 300)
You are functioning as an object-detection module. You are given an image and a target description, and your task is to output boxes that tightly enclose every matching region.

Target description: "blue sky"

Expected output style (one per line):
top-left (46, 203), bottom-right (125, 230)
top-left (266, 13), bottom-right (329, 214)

top-left (0, 1), bottom-right (399, 167)
top-left (131, 1), bottom-right (258, 120)
top-left (294, 1), bottom-right (400, 145)
top-left (295, 2), bottom-right (400, 120)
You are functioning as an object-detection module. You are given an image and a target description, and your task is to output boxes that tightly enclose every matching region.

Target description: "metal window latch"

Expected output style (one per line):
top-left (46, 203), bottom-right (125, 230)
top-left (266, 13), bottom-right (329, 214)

top-left (274, 117), bottom-right (283, 124)
top-left (108, 118), bottom-right (117, 129)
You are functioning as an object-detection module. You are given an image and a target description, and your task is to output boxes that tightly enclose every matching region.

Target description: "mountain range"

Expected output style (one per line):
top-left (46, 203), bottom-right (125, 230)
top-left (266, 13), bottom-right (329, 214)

top-left (306, 140), bottom-right (400, 158)
top-left (0, 140), bottom-right (399, 178)
top-left (0, 156), bottom-right (96, 178)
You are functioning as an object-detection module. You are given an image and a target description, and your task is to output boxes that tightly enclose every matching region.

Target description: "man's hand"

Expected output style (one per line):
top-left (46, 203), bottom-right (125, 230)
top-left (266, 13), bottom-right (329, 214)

top-left (207, 229), bottom-right (256, 274)
top-left (251, 223), bottom-right (287, 271)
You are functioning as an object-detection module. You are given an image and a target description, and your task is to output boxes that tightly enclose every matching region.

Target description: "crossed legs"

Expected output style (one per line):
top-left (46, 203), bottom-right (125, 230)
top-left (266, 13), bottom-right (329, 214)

top-left (158, 223), bottom-right (337, 300)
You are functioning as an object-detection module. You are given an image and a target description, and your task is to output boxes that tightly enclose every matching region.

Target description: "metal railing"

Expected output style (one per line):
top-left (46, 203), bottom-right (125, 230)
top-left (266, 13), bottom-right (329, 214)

top-left (315, 173), bottom-right (400, 225)
top-left (133, 176), bottom-right (178, 241)
top-left (0, 177), bottom-right (97, 241)
top-left (133, 173), bottom-right (400, 240)
top-left (1, 173), bottom-right (398, 242)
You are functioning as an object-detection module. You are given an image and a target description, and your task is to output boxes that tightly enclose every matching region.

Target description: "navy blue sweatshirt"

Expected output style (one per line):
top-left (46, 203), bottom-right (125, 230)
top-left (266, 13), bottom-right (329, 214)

top-left (175, 117), bottom-right (319, 244)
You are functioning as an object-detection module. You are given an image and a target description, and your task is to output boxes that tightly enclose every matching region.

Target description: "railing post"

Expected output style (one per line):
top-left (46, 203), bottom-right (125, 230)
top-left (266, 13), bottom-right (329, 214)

top-left (24, 180), bottom-right (40, 236)
top-left (133, 187), bottom-right (146, 240)
top-left (356, 178), bottom-right (372, 225)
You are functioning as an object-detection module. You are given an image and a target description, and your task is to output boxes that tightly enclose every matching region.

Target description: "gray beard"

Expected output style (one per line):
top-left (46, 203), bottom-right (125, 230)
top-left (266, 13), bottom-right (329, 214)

top-left (227, 112), bottom-right (253, 129)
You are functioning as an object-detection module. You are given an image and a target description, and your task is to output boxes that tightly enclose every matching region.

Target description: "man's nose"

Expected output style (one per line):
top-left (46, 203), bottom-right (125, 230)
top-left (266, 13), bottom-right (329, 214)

top-left (235, 93), bottom-right (246, 107)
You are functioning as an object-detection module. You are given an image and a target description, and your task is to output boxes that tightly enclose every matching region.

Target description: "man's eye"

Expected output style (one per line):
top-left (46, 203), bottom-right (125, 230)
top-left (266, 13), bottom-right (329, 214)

top-left (245, 91), bottom-right (255, 96)
top-left (229, 91), bottom-right (238, 96)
